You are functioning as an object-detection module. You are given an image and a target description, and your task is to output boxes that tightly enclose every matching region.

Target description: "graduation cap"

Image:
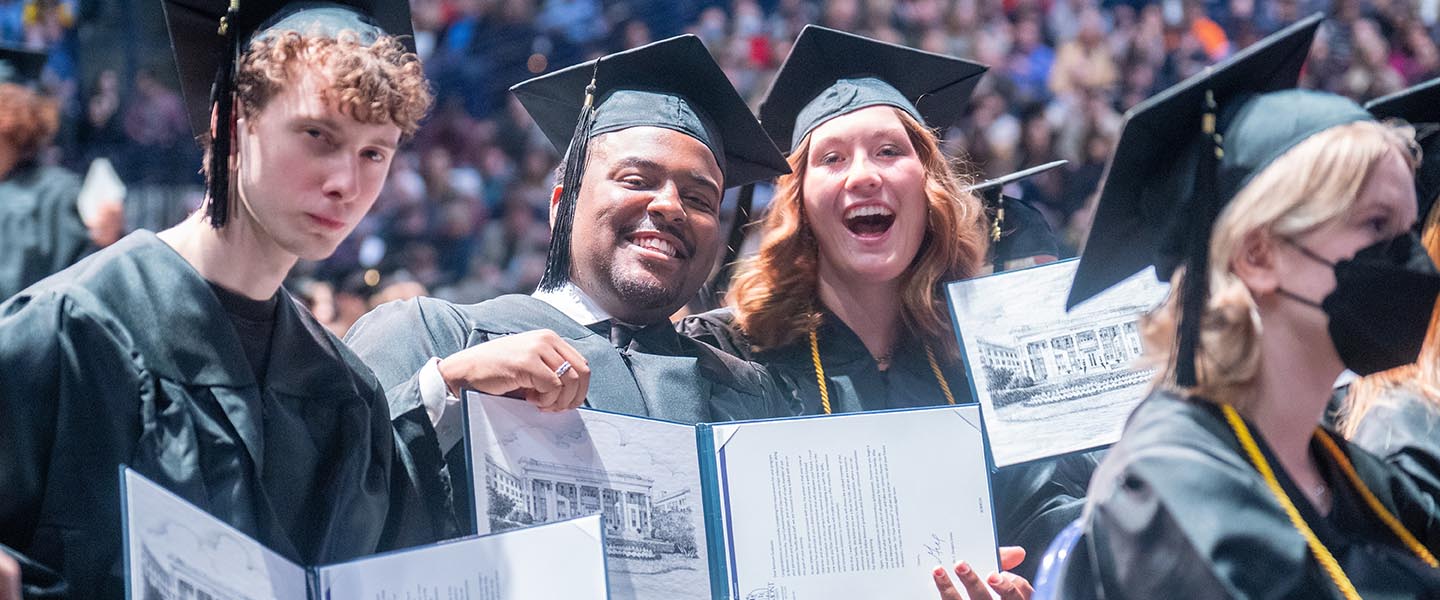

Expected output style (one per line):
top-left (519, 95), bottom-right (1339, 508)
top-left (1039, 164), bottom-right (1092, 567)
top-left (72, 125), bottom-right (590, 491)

top-left (0, 46), bottom-right (46, 88)
top-left (757, 25), bottom-right (988, 154)
top-left (1066, 13), bottom-right (1374, 386)
top-left (162, 0), bottom-right (414, 228)
top-left (967, 160), bottom-right (1067, 271)
top-left (510, 34), bottom-right (790, 291)
top-left (1366, 77), bottom-right (1440, 228)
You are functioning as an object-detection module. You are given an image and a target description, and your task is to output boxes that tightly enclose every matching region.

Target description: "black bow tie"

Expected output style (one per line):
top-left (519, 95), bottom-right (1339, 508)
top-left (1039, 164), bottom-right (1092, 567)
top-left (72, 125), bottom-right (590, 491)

top-left (586, 319), bottom-right (639, 350)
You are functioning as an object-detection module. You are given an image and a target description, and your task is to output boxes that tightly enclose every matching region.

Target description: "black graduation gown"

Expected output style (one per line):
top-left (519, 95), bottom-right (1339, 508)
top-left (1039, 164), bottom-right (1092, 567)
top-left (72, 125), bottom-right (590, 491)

top-left (0, 231), bottom-right (406, 599)
top-left (1082, 390), bottom-right (1440, 600)
top-left (0, 162), bottom-right (90, 301)
top-left (680, 308), bottom-right (1098, 580)
top-left (343, 293), bottom-right (799, 538)
top-left (1349, 389), bottom-right (1440, 508)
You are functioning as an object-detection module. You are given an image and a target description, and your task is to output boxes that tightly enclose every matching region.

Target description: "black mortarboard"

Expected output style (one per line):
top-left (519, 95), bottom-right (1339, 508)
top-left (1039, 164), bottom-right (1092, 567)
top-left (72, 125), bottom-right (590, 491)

top-left (163, 0), bottom-right (413, 228)
top-left (757, 25), bottom-right (988, 154)
top-left (1067, 13), bottom-right (1373, 386)
top-left (1367, 77), bottom-right (1440, 227)
top-left (968, 160), bottom-right (1067, 271)
top-left (510, 34), bottom-right (790, 291)
top-left (0, 46), bottom-right (46, 88)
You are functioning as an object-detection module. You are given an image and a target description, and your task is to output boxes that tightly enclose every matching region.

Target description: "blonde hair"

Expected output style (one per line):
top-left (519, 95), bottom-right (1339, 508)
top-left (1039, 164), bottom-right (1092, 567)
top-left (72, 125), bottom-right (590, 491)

top-left (727, 108), bottom-right (989, 359)
top-left (1337, 202), bottom-right (1440, 436)
top-left (1143, 120), bottom-right (1418, 406)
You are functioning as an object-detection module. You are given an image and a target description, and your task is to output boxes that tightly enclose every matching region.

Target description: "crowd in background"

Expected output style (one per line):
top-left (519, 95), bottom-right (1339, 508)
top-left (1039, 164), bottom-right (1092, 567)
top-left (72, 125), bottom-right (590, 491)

top-left (7, 0), bottom-right (1440, 336)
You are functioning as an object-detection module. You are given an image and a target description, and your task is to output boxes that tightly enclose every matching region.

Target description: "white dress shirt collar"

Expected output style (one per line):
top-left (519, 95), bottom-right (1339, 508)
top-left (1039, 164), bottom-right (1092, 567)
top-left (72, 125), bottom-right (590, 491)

top-left (531, 283), bottom-right (612, 327)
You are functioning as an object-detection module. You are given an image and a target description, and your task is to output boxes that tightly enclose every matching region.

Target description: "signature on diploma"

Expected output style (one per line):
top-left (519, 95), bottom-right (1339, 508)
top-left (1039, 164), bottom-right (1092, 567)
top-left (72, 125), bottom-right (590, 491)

top-left (920, 532), bottom-right (957, 566)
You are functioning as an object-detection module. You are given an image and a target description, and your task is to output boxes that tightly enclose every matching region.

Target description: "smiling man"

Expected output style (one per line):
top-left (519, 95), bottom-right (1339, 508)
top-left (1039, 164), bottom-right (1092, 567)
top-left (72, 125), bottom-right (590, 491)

top-left (0, 1), bottom-right (433, 597)
top-left (344, 35), bottom-right (796, 536)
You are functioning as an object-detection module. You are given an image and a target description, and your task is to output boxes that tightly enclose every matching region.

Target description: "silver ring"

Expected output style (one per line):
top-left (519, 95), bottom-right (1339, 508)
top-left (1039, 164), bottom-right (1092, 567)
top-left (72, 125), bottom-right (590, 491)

top-left (554, 361), bottom-right (572, 377)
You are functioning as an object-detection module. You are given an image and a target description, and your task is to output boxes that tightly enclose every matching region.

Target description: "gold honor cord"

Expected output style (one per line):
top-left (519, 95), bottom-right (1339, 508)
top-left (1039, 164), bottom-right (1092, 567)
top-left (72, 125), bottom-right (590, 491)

top-left (1221, 404), bottom-right (1438, 600)
top-left (809, 329), bottom-right (957, 415)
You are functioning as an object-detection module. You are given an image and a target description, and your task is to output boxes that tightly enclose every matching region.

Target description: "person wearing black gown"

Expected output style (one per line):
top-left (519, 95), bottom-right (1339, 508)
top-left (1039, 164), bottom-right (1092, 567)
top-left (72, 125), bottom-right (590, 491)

top-left (342, 35), bottom-right (797, 540)
top-left (0, 2), bottom-right (434, 598)
top-left (1336, 77), bottom-right (1440, 507)
top-left (679, 26), bottom-right (1095, 599)
top-left (1065, 14), bottom-right (1440, 598)
top-left (0, 46), bottom-right (123, 302)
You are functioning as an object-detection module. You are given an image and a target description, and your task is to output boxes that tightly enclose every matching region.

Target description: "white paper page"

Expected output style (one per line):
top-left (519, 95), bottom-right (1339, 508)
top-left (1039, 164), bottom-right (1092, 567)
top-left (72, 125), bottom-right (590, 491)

top-left (947, 260), bottom-right (1169, 467)
top-left (708, 405), bottom-right (996, 600)
top-left (122, 467), bottom-right (306, 600)
top-left (464, 391), bottom-right (709, 600)
top-left (315, 514), bottom-right (608, 599)
top-left (77, 157), bottom-right (125, 222)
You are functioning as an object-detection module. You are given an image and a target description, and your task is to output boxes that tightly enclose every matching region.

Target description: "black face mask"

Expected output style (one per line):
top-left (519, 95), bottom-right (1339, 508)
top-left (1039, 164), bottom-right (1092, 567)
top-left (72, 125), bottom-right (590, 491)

top-left (1278, 233), bottom-right (1440, 375)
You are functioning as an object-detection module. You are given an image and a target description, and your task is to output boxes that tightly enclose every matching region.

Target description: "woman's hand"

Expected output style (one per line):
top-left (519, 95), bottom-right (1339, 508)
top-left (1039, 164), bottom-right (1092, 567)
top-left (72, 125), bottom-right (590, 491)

top-left (932, 546), bottom-right (1033, 600)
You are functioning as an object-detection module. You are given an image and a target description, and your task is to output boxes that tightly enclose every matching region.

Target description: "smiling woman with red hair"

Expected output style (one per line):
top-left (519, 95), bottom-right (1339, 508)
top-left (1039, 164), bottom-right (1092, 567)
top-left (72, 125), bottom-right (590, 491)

top-left (684, 26), bottom-right (1098, 600)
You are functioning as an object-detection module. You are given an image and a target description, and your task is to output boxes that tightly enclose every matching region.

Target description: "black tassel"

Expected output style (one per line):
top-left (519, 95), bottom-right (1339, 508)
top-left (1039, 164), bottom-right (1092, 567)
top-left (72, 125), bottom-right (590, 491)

top-left (1176, 90), bottom-right (1224, 387)
top-left (539, 64), bottom-right (600, 291)
top-left (205, 0), bottom-right (242, 228)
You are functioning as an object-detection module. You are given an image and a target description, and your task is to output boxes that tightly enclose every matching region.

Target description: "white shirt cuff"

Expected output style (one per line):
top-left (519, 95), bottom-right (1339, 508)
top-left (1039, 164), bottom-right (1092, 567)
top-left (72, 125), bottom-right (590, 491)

top-left (419, 357), bottom-right (464, 453)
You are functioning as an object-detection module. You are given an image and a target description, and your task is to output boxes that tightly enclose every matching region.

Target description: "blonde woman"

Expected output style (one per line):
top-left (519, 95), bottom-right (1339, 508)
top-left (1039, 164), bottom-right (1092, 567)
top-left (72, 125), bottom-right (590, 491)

top-left (1069, 16), bottom-right (1440, 597)
top-left (684, 26), bottom-right (1094, 598)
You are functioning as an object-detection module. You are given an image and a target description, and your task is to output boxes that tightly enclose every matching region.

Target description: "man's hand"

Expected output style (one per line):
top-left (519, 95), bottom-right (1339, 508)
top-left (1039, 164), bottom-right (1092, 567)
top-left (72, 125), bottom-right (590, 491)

top-left (0, 551), bottom-right (20, 600)
top-left (932, 546), bottom-right (1033, 600)
top-left (437, 329), bottom-right (590, 412)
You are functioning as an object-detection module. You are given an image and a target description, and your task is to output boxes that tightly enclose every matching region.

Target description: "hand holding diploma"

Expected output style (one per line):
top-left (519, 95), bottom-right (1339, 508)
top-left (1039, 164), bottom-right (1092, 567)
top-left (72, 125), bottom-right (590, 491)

top-left (438, 329), bottom-right (590, 412)
top-left (932, 546), bottom-right (1033, 600)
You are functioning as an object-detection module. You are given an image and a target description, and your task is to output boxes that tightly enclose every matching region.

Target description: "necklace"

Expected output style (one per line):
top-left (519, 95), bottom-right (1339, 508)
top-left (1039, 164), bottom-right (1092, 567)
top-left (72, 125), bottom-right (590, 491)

top-left (1220, 404), bottom-right (1437, 600)
top-left (808, 328), bottom-right (956, 414)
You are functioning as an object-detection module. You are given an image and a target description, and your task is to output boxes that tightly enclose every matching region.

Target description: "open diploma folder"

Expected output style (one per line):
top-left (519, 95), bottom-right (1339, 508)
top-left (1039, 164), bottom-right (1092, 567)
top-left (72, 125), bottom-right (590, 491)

top-left (946, 258), bottom-right (1170, 468)
top-left (119, 467), bottom-right (609, 600)
top-left (463, 392), bottom-right (999, 600)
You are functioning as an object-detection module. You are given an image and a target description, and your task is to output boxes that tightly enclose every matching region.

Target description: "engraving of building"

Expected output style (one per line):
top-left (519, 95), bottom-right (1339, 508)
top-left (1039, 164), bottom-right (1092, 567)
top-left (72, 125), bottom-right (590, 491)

top-left (139, 544), bottom-right (252, 600)
top-left (977, 305), bottom-right (1147, 384)
top-left (486, 456), bottom-right (658, 542)
top-left (653, 488), bottom-right (690, 513)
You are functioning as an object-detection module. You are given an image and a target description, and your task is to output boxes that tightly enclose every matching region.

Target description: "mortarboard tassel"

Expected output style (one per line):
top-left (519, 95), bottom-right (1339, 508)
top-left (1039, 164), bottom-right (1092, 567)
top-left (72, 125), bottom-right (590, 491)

top-left (205, 0), bottom-right (242, 228)
top-left (539, 63), bottom-right (600, 291)
top-left (1175, 90), bottom-right (1225, 388)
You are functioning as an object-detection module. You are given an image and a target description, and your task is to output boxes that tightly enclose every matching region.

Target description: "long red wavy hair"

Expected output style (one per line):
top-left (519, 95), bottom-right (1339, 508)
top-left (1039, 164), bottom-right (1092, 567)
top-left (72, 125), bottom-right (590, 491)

top-left (726, 108), bottom-right (989, 359)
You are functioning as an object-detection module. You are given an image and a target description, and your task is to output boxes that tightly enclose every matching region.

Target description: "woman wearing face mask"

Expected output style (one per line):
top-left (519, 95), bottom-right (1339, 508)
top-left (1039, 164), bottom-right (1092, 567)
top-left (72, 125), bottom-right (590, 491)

top-left (1337, 78), bottom-right (1440, 504)
top-left (684, 26), bottom-right (1092, 600)
top-left (1069, 16), bottom-right (1440, 598)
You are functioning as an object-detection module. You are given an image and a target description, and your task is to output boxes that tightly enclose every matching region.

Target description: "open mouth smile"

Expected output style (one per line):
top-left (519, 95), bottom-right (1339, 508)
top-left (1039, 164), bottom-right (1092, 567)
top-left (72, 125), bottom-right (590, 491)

top-left (843, 204), bottom-right (896, 237)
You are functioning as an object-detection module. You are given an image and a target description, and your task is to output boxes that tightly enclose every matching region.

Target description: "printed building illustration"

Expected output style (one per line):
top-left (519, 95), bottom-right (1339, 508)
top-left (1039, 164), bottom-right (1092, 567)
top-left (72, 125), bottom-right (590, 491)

top-left (975, 305), bottom-right (1146, 384)
top-left (486, 456), bottom-right (659, 542)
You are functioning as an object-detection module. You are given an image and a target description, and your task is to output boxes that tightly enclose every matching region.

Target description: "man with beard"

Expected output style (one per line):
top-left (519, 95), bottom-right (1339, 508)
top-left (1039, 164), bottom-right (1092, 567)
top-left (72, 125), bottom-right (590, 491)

top-left (344, 35), bottom-right (796, 536)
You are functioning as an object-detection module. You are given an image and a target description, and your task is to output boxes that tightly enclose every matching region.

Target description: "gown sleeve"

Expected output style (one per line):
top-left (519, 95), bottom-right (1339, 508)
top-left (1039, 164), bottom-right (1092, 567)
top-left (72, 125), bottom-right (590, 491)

top-left (345, 297), bottom-right (473, 548)
top-left (0, 293), bottom-right (69, 598)
top-left (0, 288), bottom-right (147, 598)
top-left (992, 451), bottom-right (1101, 581)
top-left (1348, 393), bottom-right (1440, 508)
top-left (1085, 437), bottom-right (1314, 600)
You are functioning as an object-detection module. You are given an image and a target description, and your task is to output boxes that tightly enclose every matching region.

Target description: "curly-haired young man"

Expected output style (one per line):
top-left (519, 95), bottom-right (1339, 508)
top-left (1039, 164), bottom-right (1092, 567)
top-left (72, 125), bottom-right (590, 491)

top-left (0, 2), bottom-right (434, 598)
